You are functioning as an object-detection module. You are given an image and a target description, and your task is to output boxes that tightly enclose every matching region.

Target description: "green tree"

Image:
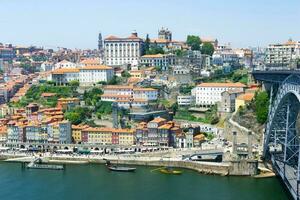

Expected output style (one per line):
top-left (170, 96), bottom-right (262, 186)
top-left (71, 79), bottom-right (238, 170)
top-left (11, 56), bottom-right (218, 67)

top-left (95, 101), bottom-right (112, 114)
top-left (108, 75), bottom-right (121, 85)
top-left (121, 70), bottom-right (131, 78)
top-left (64, 107), bottom-right (92, 125)
top-left (201, 42), bottom-right (215, 56)
top-left (146, 41), bottom-right (165, 55)
top-left (255, 91), bottom-right (269, 124)
top-left (65, 112), bottom-right (81, 124)
top-left (186, 35), bottom-right (201, 50)
top-left (143, 34), bottom-right (150, 55)
top-left (171, 102), bottom-right (178, 114)
top-left (155, 66), bottom-right (162, 72)
top-left (179, 85), bottom-right (194, 94)
top-left (83, 87), bottom-right (103, 106)
top-left (69, 80), bottom-right (79, 88)
top-left (174, 49), bottom-right (187, 57)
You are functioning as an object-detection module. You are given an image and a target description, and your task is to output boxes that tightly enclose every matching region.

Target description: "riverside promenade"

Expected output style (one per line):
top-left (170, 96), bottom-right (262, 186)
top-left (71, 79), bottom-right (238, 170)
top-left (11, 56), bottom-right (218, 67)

top-left (0, 148), bottom-right (258, 176)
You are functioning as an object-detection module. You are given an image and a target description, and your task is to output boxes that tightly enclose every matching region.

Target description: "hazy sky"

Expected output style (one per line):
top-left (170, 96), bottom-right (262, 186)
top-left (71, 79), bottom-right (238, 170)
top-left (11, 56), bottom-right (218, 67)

top-left (0, 0), bottom-right (299, 49)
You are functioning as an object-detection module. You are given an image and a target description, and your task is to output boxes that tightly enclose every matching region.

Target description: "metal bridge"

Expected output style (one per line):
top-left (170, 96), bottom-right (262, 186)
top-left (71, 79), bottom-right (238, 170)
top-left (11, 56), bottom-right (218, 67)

top-left (254, 71), bottom-right (300, 200)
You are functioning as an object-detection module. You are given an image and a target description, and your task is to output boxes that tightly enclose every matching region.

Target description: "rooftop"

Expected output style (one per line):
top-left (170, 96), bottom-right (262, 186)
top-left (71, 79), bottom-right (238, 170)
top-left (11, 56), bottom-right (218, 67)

top-left (198, 82), bottom-right (246, 88)
top-left (236, 93), bottom-right (255, 101)
top-left (80, 65), bottom-right (113, 70)
top-left (150, 117), bottom-right (166, 124)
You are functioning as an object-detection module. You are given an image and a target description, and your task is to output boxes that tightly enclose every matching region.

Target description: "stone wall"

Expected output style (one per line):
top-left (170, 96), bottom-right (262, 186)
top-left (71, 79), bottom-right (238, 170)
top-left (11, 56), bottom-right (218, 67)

top-left (229, 160), bottom-right (258, 176)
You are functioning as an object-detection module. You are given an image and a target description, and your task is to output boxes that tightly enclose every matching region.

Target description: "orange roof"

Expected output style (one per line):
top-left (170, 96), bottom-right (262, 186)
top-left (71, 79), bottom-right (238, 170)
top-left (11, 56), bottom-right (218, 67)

top-left (127, 77), bottom-right (142, 84)
top-left (80, 58), bottom-right (101, 65)
top-left (194, 134), bottom-right (205, 140)
top-left (198, 82), bottom-right (246, 88)
top-left (80, 65), bottom-right (113, 70)
top-left (0, 126), bottom-right (7, 135)
top-left (285, 39), bottom-right (297, 45)
top-left (101, 94), bottom-right (132, 98)
top-left (150, 38), bottom-right (169, 43)
top-left (41, 92), bottom-right (56, 97)
top-left (52, 68), bottom-right (79, 74)
top-left (105, 35), bottom-right (120, 40)
top-left (72, 124), bottom-right (89, 130)
top-left (130, 70), bottom-right (144, 74)
top-left (150, 117), bottom-right (166, 124)
top-left (105, 34), bottom-right (142, 41)
top-left (141, 54), bottom-right (164, 58)
top-left (158, 123), bottom-right (173, 129)
top-left (104, 85), bottom-right (133, 90)
top-left (237, 93), bottom-right (255, 101)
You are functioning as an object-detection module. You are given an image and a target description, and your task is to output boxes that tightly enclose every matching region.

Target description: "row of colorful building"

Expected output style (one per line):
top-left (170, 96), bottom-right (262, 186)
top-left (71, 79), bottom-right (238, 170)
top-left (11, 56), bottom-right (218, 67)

top-left (0, 103), bottom-right (206, 148)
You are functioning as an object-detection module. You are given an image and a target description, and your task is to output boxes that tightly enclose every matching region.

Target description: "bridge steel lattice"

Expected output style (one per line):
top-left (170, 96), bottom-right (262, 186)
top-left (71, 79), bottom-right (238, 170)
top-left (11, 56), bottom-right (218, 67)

top-left (264, 74), bottom-right (300, 200)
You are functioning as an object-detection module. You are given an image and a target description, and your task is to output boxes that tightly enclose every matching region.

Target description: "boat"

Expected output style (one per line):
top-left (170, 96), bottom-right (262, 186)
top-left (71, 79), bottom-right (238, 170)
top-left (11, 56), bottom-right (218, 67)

top-left (159, 167), bottom-right (182, 175)
top-left (104, 159), bottom-right (136, 172)
top-left (107, 165), bottom-right (136, 172)
top-left (26, 157), bottom-right (65, 170)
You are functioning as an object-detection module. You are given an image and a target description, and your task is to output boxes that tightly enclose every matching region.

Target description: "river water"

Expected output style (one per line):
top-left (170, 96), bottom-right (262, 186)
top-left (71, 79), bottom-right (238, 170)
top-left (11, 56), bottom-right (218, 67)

top-left (0, 162), bottom-right (290, 200)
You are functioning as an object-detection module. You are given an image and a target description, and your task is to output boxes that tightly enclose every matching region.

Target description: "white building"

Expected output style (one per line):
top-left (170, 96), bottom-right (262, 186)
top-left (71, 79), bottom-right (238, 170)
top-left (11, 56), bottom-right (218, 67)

top-left (101, 85), bottom-right (158, 108)
top-left (79, 58), bottom-right (102, 67)
top-left (265, 39), bottom-right (300, 68)
top-left (49, 65), bottom-right (113, 85)
top-left (79, 65), bottom-right (114, 86)
top-left (177, 95), bottom-right (195, 106)
top-left (191, 82), bottom-right (246, 107)
top-left (50, 68), bottom-right (79, 84)
top-left (173, 66), bottom-right (190, 75)
top-left (54, 60), bottom-right (77, 70)
top-left (104, 31), bottom-right (144, 66)
top-left (41, 61), bottom-right (54, 71)
top-left (140, 53), bottom-right (176, 71)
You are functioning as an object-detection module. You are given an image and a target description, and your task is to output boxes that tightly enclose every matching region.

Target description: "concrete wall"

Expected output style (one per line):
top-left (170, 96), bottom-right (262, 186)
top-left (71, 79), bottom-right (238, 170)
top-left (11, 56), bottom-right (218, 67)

top-left (229, 160), bottom-right (258, 176)
top-left (0, 155), bottom-right (258, 176)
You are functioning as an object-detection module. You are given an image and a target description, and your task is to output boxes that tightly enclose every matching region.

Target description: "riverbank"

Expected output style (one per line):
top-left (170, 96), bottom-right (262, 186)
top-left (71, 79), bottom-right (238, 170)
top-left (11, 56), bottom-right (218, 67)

top-left (0, 153), bottom-right (260, 176)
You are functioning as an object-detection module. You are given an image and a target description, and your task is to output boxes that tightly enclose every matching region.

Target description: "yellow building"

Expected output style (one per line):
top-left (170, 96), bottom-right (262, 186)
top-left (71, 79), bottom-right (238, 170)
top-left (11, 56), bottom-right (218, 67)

top-left (129, 70), bottom-right (145, 78)
top-left (114, 129), bottom-right (135, 146)
top-left (83, 127), bottom-right (113, 145)
top-left (57, 98), bottom-right (80, 110)
top-left (72, 124), bottom-right (89, 143)
top-left (193, 134), bottom-right (206, 147)
top-left (235, 93), bottom-right (255, 111)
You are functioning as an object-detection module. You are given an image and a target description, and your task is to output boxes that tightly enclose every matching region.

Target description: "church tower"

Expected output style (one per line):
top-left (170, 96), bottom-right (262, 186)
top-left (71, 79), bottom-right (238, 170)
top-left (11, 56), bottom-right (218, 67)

top-left (98, 32), bottom-right (103, 51)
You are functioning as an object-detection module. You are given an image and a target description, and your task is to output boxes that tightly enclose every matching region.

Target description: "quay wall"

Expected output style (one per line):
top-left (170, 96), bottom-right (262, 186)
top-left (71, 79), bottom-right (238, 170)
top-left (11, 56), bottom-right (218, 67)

top-left (0, 155), bottom-right (258, 176)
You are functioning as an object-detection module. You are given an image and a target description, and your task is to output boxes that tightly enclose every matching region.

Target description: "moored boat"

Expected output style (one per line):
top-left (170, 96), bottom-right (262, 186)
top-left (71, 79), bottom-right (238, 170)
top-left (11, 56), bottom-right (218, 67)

top-left (104, 159), bottom-right (136, 172)
top-left (107, 165), bottom-right (136, 172)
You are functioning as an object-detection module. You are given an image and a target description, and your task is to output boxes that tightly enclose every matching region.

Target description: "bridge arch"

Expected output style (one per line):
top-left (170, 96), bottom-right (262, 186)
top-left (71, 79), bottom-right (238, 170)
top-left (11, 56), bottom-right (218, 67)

top-left (264, 74), bottom-right (300, 199)
top-left (264, 75), bottom-right (300, 155)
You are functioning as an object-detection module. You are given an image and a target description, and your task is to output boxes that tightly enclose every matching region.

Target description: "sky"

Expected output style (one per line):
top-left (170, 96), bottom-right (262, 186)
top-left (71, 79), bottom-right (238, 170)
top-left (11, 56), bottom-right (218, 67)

top-left (0, 0), bottom-right (299, 49)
